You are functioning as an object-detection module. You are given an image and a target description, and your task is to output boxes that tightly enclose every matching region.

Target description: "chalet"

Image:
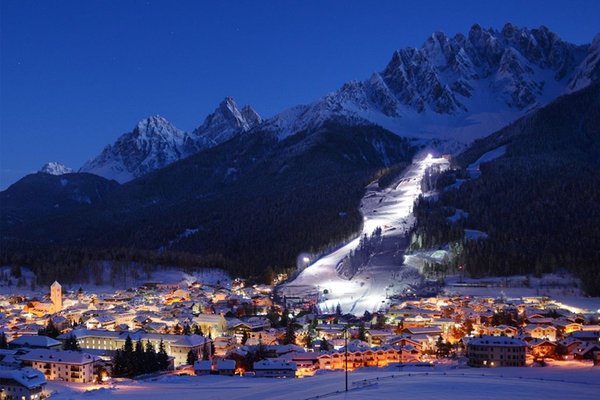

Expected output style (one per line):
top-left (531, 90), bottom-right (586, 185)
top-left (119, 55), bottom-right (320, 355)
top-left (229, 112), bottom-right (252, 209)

top-left (553, 320), bottom-right (582, 334)
top-left (213, 336), bottom-right (238, 356)
top-left (467, 336), bottom-right (526, 367)
top-left (254, 360), bottom-right (297, 378)
top-left (85, 315), bottom-right (116, 330)
top-left (193, 360), bottom-right (212, 376)
top-left (485, 325), bottom-right (518, 337)
top-left (192, 314), bottom-right (228, 336)
top-left (0, 367), bottom-right (46, 400)
top-left (528, 339), bottom-right (557, 359)
top-left (216, 359), bottom-right (236, 375)
top-left (570, 330), bottom-right (600, 342)
top-left (574, 343), bottom-right (600, 360)
top-left (524, 325), bottom-right (557, 341)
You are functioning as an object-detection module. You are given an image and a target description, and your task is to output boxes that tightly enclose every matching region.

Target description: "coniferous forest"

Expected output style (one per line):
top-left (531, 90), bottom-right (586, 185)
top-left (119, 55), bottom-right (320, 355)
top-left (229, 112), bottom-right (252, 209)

top-left (409, 83), bottom-right (600, 296)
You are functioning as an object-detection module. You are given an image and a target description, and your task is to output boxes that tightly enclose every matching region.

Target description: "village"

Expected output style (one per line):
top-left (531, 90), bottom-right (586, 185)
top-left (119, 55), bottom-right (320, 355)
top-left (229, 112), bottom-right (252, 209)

top-left (0, 275), bottom-right (599, 400)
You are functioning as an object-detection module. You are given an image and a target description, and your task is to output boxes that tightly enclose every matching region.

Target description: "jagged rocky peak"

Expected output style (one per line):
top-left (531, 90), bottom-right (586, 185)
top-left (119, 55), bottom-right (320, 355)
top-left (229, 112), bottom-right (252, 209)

top-left (265, 23), bottom-right (598, 144)
top-left (133, 115), bottom-right (185, 140)
top-left (241, 105), bottom-right (262, 126)
top-left (79, 114), bottom-right (192, 183)
top-left (39, 162), bottom-right (73, 175)
top-left (567, 33), bottom-right (600, 92)
top-left (193, 96), bottom-right (262, 144)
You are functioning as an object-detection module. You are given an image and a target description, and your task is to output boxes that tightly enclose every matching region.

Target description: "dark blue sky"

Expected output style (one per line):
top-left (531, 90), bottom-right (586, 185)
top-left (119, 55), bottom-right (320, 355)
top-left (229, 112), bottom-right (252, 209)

top-left (1, 0), bottom-right (599, 188)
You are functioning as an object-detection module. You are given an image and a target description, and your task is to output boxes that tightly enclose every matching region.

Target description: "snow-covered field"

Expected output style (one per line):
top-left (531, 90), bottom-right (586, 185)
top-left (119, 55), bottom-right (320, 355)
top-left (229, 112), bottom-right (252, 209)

top-left (47, 362), bottom-right (600, 400)
top-left (281, 154), bottom-right (449, 315)
top-left (0, 265), bottom-right (231, 296)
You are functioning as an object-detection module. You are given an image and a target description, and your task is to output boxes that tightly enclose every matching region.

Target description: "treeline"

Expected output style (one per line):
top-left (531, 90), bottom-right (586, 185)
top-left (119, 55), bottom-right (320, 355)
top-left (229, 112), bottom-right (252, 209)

top-left (0, 242), bottom-right (230, 286)
top-left (112, 336), bottom-right (170, 378)
top-left (337, 227), bottom-right (383, 279)
top-left (1, 121), bottom-right (416, 284)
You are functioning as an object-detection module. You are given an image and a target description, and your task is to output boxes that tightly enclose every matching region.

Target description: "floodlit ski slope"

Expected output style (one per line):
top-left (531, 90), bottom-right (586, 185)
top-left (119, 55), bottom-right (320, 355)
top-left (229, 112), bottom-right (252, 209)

top-left (282, 154), bottom-right (449, 315)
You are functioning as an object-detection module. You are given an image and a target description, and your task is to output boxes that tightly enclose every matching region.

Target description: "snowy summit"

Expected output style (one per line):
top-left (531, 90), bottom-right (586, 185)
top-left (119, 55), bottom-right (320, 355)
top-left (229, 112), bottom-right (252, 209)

top-left (39, 162), bottom-right (73, 176)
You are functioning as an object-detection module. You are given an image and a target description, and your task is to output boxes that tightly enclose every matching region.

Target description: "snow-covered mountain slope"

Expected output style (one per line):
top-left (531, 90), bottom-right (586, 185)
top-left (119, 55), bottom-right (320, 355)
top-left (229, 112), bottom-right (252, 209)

top-left (39, 162), bottom-right (73, 175)
top-left (79, 24), bottom-right (598, 183)
top-left (567, 33), bottom-right (600, 93)
top-left (262, 24), bottom-right (598, 147)
top-left (80, 98), bottom-right (261, 183)
top-left (192, 97), bottom-right (262, 144)
top-left (80, 115), bottom-right (195, 183)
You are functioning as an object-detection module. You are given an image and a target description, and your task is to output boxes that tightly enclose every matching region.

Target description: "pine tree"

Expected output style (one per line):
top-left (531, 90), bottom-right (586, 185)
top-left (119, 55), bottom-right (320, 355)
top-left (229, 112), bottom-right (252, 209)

top-left (186, 349), bottom-right (198, 365)
top-left (134, 339), bottom-right (144, 376)
top-left (0, 332), bottom-right (8, 349)
top-left (283, 321), bottom-right (296, 345)
top-left (357, 322), bottom-right (368, 342)
top-left (183, 323), bottom-right (191, 335)
top-left (202, 341), bottom-right (209, 360)
top-left (123, 335), bottom-right (134, 377)
top-left (62, 334), bottom-right (81, 351)
top-left (173, 324), bottom-right (183, 335)
top-left (144, 340), bottom-right (158, 373)
top-left (112, 349), bottom-right (124, 377)
top-left (157, 339), bottom-right (169, 371)
top-left (39, 319), bottom-right (60, 338)
top-left (320, 338), bottom-right (332, 352)
top-left (193, 324), bottom-right (203, 336)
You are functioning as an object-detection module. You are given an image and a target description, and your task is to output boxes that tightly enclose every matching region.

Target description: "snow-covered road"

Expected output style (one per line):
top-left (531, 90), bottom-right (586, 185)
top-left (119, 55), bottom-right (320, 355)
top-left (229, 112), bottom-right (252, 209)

top-left (281, 154), bottom-right (449, 315)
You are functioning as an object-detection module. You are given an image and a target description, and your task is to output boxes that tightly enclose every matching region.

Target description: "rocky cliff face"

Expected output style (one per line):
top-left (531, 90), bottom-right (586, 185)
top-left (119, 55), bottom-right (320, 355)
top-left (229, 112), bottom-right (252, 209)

top-left (80, 98), bottom-right (261, 183)
top-left (261, 24), bottom-right (596, 146)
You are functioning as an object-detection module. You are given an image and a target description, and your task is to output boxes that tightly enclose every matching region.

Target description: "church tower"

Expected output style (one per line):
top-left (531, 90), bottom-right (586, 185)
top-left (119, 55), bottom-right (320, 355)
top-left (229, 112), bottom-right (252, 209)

top-left (50, 281), bottom-right (62, 313)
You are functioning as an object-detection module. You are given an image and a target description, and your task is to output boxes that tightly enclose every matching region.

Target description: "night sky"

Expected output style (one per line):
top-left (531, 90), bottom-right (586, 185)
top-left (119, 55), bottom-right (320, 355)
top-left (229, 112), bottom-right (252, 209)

top-left (1, 0), bottom-right (599, 188)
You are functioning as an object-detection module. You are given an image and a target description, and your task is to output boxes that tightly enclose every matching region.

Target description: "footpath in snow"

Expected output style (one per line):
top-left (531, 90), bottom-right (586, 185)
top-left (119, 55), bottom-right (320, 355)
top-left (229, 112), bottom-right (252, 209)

top-left (280, 154), bottom-right (449, 315)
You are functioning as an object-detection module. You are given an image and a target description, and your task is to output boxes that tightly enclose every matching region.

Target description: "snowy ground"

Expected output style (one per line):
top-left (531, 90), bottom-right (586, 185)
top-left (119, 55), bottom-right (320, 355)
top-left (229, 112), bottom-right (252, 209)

top-left (466, 144), bottom-right (507, 178)
top-left (47, 362), bottom-right (600, 400)
top-left (281, 154), bottom-right (449, 315)
top-left (0, 265), bottom-right (231, 296)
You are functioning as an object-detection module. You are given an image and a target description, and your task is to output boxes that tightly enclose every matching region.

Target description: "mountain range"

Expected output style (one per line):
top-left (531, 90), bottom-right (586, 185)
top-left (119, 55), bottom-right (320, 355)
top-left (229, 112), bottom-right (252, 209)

top-left (2, 23), bottom-right (600, 286)
top-left (79, 97), bottom-right (261, 183)
top-left (62, 23), bottom-right (599, 184)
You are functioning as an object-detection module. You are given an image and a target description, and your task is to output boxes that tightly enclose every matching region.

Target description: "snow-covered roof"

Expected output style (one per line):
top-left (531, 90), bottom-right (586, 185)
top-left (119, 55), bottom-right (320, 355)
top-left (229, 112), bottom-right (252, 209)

top-left (0, 367), bottom-right (46, 389)
top-left (253, 359), bottom-right (297, 371)
top-left (18, 349), bottom-right (98, 365)
top-left (193, 360), bottom-right (212, 371)
top-left (10, 335), bottom-right (61, 348)
top-left (58, 329), bottom-right (209, 346)
top-left (468, 336), bottom-right (526, 347)
top-left (216, 359), bottom-right (236, 369)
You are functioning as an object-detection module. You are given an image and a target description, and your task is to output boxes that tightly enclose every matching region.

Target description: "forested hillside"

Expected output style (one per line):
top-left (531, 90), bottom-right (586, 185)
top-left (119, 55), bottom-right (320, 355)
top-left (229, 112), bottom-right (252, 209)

top-left (409, 83), bottom-right (600, 295)
top-left (1, 121), bottom-right (415, 284)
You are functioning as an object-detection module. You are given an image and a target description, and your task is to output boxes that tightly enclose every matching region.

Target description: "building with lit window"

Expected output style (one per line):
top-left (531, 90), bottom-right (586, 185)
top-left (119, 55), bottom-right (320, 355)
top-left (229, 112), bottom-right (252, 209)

top-left (0, 367), bottom-right (46, 400)
top-left (18, 349), bottom-right (98, 383)
top-left (467, 336), bottom-right (526, 367)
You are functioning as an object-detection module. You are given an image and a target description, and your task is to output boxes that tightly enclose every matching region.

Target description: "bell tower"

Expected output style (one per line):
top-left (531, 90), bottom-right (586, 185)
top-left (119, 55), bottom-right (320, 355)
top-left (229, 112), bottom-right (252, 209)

top-left (50, 281), bottom-right (62, 312)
